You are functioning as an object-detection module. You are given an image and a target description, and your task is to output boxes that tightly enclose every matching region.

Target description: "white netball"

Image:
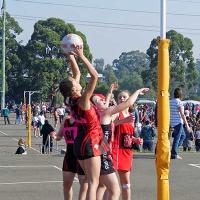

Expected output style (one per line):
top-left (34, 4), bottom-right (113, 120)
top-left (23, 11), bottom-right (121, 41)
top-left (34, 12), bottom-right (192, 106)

top-left (60, 33), bottom-right (83, 53)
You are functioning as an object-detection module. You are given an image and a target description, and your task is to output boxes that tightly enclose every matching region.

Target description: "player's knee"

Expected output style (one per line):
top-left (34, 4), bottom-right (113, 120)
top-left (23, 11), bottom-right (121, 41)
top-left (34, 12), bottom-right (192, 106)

top-left (121, 183), bottom-right (131, 189)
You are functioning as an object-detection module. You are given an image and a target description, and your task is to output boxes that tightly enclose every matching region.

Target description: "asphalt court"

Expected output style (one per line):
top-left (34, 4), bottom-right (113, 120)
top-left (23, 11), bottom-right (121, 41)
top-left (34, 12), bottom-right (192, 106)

top-left (1, 115), bottom-right (200, 200)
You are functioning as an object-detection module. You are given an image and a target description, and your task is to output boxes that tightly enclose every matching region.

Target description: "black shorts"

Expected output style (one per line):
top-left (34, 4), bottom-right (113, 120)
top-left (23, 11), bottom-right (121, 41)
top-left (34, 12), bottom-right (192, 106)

top-left (100, 152), bottom-right (115, 175)
top-left (62, 145), bottom-right (85, 175)
top-left (73, 129), bottom-right (109, 160)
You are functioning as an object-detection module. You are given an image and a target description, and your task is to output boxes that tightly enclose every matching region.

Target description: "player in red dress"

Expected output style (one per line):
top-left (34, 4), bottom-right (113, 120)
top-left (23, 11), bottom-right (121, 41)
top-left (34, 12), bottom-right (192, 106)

top-left (59, 46), bottom-right (108, 200)
top-left (112, 90), bottom-right (147, 200)
top-left (91, 85), bottom-right (149, 200)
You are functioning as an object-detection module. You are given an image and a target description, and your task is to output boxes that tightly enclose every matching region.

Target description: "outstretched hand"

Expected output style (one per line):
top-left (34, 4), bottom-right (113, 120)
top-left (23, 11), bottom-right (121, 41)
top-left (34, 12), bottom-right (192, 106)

top-left (138, 88), bottom-right (149, 95)
top-left (73, 44), bottom-right (84, 58)
top-left (63, 44), bottom-right (84, 58)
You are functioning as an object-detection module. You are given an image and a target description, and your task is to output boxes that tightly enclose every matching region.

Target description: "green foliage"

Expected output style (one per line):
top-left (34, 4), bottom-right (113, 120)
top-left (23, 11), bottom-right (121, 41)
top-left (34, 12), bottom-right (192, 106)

top-left (103, 64), bottom-right (118, 86)
top-left (146, 30), bottom-right (198, 98)
top-left (0, 13), bottom-right (23, 102)
top-left (95, 81), bottom-right (109, 95)
top-left (19, 17), bottom-right (92, 103)
top-left (94, 58), bottom-right (104, 73)
top-left (113, 50), bottom-right (150, 76)
top-left (120, 73), bottom-right (143, 90)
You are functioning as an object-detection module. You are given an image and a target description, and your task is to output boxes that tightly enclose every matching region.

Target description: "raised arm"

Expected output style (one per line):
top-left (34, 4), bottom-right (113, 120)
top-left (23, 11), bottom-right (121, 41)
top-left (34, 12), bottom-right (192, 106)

top-left (106, 88), bottom-right (149, 116)
top-left (105, 83), bottom-right (118, 108)
top-left (74, 45), bottom-right (98, 110)
top-left (68, 55), bottom-right (81, 83)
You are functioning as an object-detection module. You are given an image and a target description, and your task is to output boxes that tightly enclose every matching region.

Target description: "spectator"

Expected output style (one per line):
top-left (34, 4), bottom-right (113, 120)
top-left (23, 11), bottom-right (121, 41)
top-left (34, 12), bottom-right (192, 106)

top-left (53, 107), bottom-right (59, 129)
top-left (170, 88), bottom-right (190, 159)
top-left (194, 125), bottom-right (200, 152)
top-left (183, 117), bottom-right (194, 151)
top-left (15, 105), bottom-right (22, 125)
top-left (38, 111), bottom-right (45, 131)
top-left (2, 106), bottom-right (10, 125)
top-left (140, 120), bottom-right (156, 152)
top-left (57, 105), bottom-right (65, 124)
top-left (15, 138), bottom-right (27, 155)
top-left (40, 120), bottom-right (56, 154)
top-left (41, 103), bottom-right (47, 118)
top-left (32, 112), bottom-right (40, 137)
top-left (129, 104), bottom-right (142, 151)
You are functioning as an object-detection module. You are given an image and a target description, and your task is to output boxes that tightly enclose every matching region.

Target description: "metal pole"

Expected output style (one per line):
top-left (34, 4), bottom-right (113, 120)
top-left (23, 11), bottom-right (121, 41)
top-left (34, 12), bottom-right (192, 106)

top-left (1, 0), bottom-right (6, 109)
top-left (48, 135), bottom-right (50, 154)
top-left (26, 91), bottom-right (40, 147)
top-left (160, 0), bottom-right (166, 39)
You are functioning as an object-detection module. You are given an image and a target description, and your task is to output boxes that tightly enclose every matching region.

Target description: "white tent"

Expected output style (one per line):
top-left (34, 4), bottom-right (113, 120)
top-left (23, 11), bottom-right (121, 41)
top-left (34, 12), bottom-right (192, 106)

top-left (182, 100), bottom-right (200, 105)
top-left (137, 99), bottom-right (156, 105)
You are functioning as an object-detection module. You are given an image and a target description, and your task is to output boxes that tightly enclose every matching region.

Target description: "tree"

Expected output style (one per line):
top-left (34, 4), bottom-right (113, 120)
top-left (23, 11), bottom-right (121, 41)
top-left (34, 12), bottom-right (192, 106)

top-left (21, 17), bottom-right (92, 103)
top-left (113, 50), bottom-right (150, 77)
top-left (103, 64), bottom-right (118, 86)
top-left (146, 30), bottom-right (198, 98)
top-left (93, 58), bottom-right (104, 73)
top-left (0, 13), bottom-right (23, 102)
top-left (111, 50), bottom-right (150, 96)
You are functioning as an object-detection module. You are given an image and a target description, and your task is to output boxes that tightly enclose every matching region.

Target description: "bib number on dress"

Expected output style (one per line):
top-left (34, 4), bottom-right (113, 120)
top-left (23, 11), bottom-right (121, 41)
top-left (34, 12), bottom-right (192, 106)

top-left (63, 127), bottom-right (78, 144)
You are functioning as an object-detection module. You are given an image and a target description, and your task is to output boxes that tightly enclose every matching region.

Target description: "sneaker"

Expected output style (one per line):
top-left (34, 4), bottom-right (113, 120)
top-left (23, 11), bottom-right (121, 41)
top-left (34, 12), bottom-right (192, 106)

top-left (176, 155), bottom-right (182, 160)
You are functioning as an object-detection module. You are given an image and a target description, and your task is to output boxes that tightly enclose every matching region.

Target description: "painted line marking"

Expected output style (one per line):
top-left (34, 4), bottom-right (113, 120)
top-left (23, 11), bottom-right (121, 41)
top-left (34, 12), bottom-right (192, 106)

top-left (53, 165), bottom-right (62, 171)
top-left (0, 181), bottom-right (63, 185)
top-left (188, 164), bottom-right (200, 169)
top-left (0, 130), bottom-right (8, 136)
top-left (0, 165), bottom-right (79, 184)
top-left (53, 166), bottom-right (79, 182)
top-left (0, 165), bottom-right (55, 168)
top-left (29, 146), bottom-right (41, 153)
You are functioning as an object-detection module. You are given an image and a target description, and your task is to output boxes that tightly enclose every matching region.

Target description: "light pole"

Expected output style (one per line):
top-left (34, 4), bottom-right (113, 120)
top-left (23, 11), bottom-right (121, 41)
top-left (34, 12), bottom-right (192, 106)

top-left (24, 90), bottom-right (40, 147)
top-left (1, 0), bottom-right (6, 109)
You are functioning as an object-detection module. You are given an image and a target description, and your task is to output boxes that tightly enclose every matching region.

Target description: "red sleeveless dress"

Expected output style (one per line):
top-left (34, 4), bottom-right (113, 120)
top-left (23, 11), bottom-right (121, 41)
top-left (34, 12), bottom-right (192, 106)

top-left (112, 112), bottom-right (134, 171)
top-left (70, 98), bottom-right (109, 160)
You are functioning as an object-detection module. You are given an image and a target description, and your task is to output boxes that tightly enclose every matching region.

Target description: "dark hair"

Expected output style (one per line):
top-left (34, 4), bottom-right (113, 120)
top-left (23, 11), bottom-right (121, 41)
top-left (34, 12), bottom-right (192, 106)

top-left (174, 88), bottom-right (182, 99)
top-left (44, 120), bottom-right (49, 125)
top-left (117, 90), bottom-right (131, 100)
top-left (59, 78), bottom-right (73, 102)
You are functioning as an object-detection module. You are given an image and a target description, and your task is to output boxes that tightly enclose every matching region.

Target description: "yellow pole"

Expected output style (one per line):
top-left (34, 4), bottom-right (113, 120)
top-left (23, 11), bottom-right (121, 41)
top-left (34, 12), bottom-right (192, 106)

top-left (156, 39), bottom-right (170, 200)
top-left (27, 104), bottom-right (31, 147)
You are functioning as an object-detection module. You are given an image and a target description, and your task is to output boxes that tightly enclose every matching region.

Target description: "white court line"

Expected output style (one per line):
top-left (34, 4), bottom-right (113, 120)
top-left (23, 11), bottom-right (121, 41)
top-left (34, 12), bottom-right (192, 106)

top-left (0, 165), bottom-right (79, 183)
top-left (188, 164), bottom-right (200, 169)
top-left (29, 146), bottom-right (41, 153)
top-left (0, 180), bottom-right (63, 185)
top-left (53, 165), bottom-right (62, 171)
top-left (0, 130), bottom-right (8, 136)
top-left (53, 166), bottom-right (79, 182)
top-left (0, 165), bottom-right (55, 168)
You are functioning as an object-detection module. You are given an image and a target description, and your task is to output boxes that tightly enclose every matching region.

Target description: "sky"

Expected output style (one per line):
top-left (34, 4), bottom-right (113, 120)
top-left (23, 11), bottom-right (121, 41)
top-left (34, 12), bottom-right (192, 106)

top-left (4, 0), bottom-right (200, 65)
